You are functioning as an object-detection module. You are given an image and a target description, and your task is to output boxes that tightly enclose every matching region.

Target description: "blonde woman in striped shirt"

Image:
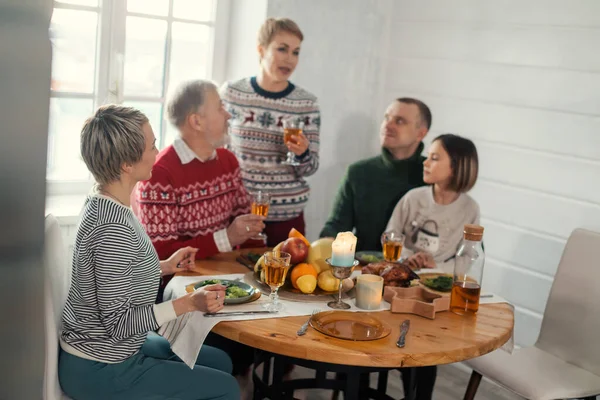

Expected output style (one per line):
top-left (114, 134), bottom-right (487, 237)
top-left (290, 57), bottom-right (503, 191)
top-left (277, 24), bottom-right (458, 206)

top-left (58, 105), bottom-right (239, 400)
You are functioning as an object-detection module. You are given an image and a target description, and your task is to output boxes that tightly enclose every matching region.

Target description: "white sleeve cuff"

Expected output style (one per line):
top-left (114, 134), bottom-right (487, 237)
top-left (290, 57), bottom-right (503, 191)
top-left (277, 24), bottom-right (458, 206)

top-left (214, 228), bottom-right (232, 252)
top-left (153, 301), bottom-right (177, 327)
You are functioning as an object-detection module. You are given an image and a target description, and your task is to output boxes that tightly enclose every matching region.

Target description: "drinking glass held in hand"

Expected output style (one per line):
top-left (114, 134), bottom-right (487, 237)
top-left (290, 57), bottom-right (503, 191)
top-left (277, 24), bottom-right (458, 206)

top-left (381, 230), bottom-right (405, 262)
top-left (262, 250), bottom-right (292, 312)
top-left (282, 118), bottom-right (304, 166)
top-left (250, 191), bottom-right (270, 242)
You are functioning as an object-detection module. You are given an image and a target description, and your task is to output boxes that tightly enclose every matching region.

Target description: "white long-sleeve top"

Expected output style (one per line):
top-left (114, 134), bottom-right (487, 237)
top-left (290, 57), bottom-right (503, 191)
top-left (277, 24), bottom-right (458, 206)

top-left (386, 186), bottom-right (480, 272)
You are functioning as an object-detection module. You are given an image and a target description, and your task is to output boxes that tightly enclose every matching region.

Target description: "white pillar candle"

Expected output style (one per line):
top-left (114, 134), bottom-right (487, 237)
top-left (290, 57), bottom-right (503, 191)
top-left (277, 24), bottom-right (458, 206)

top-left (355, 274), bottom-right (384, 310)
top-left (330, 231), bottom-right (357, 267)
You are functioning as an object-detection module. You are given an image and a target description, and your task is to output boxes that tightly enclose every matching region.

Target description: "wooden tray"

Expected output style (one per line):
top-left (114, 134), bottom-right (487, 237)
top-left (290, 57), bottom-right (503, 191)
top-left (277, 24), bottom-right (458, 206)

top-left (383, 286), bottom-right (450, 319)
top-left (309, 311), bottom-right (391, 341)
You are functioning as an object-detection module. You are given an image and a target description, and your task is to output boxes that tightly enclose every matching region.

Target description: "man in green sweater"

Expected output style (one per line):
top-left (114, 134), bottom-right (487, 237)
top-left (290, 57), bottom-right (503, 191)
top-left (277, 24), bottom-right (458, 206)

top-left (320, 98), bottom-right (432, 251)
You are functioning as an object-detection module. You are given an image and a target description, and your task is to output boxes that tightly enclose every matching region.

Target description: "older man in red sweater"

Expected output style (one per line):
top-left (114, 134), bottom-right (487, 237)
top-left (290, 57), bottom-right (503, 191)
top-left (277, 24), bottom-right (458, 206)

top-left (135, 80), bottom-right (265, 265)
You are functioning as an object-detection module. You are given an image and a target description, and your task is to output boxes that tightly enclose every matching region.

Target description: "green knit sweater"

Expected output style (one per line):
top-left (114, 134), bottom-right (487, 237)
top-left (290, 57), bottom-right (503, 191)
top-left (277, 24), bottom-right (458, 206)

top-left (320, 143), bottom-right (426, 251)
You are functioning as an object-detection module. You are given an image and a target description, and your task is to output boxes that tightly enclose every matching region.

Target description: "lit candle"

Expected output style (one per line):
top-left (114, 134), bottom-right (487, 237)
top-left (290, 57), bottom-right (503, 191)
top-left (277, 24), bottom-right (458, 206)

top-left (330, 232), bottom-right (357, 267)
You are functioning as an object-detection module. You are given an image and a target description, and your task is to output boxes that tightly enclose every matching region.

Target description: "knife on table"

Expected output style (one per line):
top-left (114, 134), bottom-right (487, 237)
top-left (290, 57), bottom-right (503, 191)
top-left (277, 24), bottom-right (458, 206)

top-left (397, 319), bottom-right (410, 348)
top-left (204, 310), bottom-right (277, 317)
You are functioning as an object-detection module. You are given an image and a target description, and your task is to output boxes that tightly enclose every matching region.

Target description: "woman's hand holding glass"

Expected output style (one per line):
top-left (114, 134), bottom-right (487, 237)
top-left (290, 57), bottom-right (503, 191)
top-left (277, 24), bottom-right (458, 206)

top-left (282, 119), bottom-right (306, 165)
top-left (286, 131), bottom-right (309, 156)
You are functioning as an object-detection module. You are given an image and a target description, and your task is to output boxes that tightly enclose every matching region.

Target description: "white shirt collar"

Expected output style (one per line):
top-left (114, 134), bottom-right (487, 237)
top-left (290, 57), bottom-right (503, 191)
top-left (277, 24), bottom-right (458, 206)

top-left (173, 138), bottom-right (217, 164)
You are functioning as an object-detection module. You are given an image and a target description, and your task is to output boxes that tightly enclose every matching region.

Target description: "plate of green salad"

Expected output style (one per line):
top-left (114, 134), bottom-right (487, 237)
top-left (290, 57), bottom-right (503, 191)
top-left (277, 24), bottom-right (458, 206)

top-left (190, 279), bottom-right (258, 304)
top-left (355, 251), bottom-right (384, 265)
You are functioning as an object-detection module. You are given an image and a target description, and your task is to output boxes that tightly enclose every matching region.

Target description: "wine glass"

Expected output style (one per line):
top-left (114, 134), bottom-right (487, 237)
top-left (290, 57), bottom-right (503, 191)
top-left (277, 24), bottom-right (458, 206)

top-left (262, 250), bottom-right (292, 312)
top-left (251, 191), bottom-right (270, 242)
top-left (326, 258), bottom-right (360, 310)
top-left (381, 230), bottom-right (405, 262)
top-left (282, 118), bottom-right (304, 166)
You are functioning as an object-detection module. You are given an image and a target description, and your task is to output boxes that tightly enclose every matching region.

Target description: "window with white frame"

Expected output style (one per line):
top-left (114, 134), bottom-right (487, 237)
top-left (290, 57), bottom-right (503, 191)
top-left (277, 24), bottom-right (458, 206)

top-left (47, 0), bottom-right (228, 192)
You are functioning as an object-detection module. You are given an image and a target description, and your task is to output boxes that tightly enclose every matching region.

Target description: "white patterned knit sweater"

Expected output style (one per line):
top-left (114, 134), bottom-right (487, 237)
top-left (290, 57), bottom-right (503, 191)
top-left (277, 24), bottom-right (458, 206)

top-left (220, 77), bottom-right (321, 221)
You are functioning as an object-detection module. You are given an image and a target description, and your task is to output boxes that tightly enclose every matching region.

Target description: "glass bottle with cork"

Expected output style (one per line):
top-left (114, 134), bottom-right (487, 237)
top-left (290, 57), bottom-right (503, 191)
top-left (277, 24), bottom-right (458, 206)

top-left (450, 224), bottom-right (485, 315)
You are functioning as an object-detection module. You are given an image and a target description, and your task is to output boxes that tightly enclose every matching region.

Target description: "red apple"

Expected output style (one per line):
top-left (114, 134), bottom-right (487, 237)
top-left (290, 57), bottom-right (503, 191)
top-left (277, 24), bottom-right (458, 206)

top-left (281, 237), bottom-right (309, 265)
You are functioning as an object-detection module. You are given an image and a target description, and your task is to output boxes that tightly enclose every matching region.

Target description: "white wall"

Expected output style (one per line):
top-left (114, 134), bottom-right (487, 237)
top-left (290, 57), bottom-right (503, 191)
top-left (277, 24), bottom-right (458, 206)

top-left (267, 0), bottom-right (600, 346)
top-left (223, 0), bottom-right (268, 82)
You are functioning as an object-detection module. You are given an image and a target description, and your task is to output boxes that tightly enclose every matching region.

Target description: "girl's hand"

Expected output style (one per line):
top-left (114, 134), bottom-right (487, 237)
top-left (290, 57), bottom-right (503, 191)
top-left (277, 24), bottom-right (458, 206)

top-left (162, 247), bottom-right (198, 276)
top-left (286, 132), bottom-right (310, 157)
top-left (189, 284), bottom-right (227, 313)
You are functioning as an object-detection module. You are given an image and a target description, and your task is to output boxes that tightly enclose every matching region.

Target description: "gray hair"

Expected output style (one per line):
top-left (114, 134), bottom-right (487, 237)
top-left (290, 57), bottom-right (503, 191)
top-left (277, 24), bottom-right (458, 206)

top-left (167, 80), bottom-right (218, 127)
top-left (80, 104), bottom-right (148, 185)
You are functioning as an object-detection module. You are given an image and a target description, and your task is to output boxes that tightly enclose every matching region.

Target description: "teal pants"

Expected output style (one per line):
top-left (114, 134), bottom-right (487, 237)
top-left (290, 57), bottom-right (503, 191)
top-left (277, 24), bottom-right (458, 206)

top-left (59, 332), bottom-right (240, 400)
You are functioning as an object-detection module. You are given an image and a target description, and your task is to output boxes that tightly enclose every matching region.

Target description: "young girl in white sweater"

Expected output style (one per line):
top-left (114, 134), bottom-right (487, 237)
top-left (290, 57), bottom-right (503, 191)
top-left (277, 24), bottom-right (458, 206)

top-left (386, 133), bottom-right (480, 400)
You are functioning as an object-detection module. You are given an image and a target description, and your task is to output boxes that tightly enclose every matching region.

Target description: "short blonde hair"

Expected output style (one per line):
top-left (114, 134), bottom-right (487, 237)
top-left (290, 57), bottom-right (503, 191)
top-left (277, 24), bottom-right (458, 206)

top-left (80, 104), bottom-right (148, 185)
top-left (434, 134), bottom-right (479, 193)
top-left (166, 80), bottom-right (217, 127)
top-left (257, 17), bottom-right (303, 47)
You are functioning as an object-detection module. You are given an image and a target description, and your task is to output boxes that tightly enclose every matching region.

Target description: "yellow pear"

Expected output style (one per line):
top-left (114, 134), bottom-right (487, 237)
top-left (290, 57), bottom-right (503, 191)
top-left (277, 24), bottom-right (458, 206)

top-left (317, 270), bottom-right (340, 292)
top-left (307, 237), bottom-right (334, 273)
top-left (296, 275), bottom-right (317, 294)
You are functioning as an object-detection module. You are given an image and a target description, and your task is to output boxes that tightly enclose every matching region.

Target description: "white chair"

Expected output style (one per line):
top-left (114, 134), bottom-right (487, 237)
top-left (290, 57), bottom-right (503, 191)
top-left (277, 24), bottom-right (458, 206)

top-left (463, 228), bottom-right (600, 400)
top-left (43, 214), bottom-right (72, 400)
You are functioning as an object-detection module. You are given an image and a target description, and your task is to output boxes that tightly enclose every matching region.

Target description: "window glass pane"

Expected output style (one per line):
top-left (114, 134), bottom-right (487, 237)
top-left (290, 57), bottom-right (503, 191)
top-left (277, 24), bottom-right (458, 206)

top-left (47, 98), bottom-right (93, 181)
top-left (124, 17), bottom-right (167, 97)
top-left (56, 0), bottom-right (98, 6)
top-left (173, 0), bottom-right (213, 21)
top-left (124, 101), bottom-right (163, 145)
top-left (50, 9), bottom-right (98, 93)
top-left (127, 0), bottom-right (169, 16)
top-left (163, 122), bottom-right (179, 148)
top-left (169, 22), bottom-right (211, 89)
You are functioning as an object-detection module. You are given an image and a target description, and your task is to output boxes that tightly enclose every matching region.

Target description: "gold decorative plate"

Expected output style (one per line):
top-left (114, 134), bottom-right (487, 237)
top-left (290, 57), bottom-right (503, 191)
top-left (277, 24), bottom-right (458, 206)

top-left (309, 311), bottom-right (391, 341)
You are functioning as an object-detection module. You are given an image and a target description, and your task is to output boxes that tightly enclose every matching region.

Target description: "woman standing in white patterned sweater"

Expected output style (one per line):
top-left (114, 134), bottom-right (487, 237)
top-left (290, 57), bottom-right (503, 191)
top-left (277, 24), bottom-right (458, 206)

top-left (221, 18), bottom-right (320, 246)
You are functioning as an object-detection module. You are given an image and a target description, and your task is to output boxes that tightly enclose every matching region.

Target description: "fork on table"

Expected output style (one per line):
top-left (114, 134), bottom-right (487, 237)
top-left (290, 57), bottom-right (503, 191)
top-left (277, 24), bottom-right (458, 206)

top-left (297, 309), bottom-right (320, 336)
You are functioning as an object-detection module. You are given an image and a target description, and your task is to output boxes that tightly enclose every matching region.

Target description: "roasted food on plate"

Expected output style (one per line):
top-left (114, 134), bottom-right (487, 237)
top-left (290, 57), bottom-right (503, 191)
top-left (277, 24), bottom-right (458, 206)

top-left (361, 261), bottom-right (420, 287)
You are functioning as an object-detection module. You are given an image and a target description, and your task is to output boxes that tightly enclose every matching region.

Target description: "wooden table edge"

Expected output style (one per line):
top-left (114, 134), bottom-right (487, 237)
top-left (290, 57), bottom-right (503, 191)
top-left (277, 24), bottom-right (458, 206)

top-left (211, 303), bottom-right (514, 368)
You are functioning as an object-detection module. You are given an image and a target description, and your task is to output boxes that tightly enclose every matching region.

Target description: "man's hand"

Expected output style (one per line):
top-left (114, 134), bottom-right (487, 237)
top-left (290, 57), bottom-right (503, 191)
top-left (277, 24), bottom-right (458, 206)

top-left (227, 214), bottom-right (266, 247)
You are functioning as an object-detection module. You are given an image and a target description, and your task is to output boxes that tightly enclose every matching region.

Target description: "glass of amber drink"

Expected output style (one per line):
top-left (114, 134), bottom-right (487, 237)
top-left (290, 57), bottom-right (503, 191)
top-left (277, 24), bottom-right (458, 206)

top-left (262, 250), bottom-right (292, 312)
top-left (381, 230), bottom-right (405, 262)
top-left (251, 191), bottom-right (270, 242)
top-left (282, 118), bottom-right (304, 166)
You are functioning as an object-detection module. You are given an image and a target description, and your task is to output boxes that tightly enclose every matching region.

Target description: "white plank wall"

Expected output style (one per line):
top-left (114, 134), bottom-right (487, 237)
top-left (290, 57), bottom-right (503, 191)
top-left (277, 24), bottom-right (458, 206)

top-left (267, 0), bottom-right (600, 346)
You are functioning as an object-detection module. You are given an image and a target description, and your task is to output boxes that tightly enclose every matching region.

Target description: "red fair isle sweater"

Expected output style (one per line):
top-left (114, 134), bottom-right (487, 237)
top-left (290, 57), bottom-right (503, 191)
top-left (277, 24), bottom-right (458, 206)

top-left (135, 146), bottom-right (250, 260)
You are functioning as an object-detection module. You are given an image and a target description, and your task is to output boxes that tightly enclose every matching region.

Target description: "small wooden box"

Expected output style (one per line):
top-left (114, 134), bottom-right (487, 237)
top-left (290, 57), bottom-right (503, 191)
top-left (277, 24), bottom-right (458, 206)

top-left (383, 286), bottom-right (450, 319)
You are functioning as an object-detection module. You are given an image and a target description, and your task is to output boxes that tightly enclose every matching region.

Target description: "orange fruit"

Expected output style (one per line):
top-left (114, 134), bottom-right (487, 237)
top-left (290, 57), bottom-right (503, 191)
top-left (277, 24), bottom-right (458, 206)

top-left (288, 228), bottom-right (310, 247)
top-left (290, 263), bottom-right (318, 289)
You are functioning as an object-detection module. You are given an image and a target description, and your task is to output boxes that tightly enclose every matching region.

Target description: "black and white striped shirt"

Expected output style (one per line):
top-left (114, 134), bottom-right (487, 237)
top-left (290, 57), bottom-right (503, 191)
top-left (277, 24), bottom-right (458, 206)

top-left (61, 194), bottom-right (174, 363)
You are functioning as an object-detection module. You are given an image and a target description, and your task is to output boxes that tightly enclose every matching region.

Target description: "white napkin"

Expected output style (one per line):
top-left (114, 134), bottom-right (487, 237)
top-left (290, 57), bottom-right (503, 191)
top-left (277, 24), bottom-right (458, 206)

top-left (159, 274), bottom-right (390, 368)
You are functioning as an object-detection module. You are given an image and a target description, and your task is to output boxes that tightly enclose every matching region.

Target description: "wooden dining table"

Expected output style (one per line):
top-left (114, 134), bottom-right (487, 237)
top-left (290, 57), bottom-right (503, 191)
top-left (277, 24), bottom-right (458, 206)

top-left (176, 249), bottom-right (514, 400)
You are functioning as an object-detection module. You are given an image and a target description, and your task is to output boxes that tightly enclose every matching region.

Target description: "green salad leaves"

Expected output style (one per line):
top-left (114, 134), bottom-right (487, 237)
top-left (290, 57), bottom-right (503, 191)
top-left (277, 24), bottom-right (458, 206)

top-left (422, 276), bottom-right (453, 292)
top-left (196, 279), bottom-right (249, 299)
